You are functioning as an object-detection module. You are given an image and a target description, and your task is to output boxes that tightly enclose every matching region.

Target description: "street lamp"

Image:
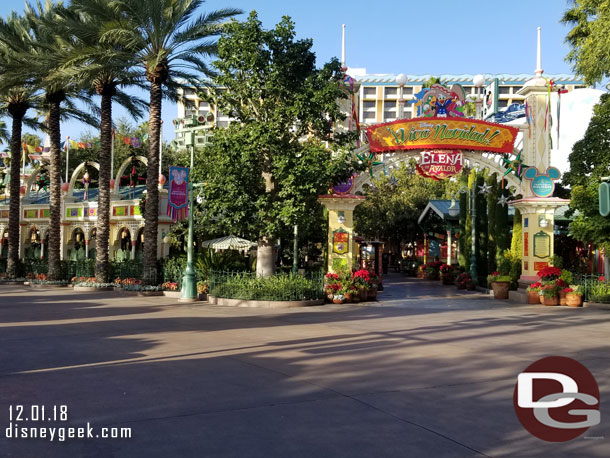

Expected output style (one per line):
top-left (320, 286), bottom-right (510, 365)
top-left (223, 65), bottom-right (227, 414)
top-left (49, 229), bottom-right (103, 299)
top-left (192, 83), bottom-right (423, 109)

top-left (396, 73), bottom-right (407, 119)
top-left (180, 131), bottom-right (197, 302)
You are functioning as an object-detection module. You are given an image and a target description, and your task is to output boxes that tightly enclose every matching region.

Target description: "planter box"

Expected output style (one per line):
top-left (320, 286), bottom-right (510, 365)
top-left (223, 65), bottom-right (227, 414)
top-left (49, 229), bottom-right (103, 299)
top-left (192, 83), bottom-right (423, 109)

top-left (30, 283), bottom-right (69, 289)
top-left (208, 295), bottom-right (324, 308)
top-left (73, 285), bottom-right (115, 292)
top-left (541, 295), bottom-right (559, 306)
top-left (0, 280), bottom-right (26, 285)
top-left (566, 293), bottom-right (583, 307)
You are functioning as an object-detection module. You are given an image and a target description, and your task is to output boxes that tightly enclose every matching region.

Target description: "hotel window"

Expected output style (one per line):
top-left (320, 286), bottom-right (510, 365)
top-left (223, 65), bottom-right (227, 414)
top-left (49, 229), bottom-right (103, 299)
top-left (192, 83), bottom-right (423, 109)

top-left (512, 86), bottom-right (523, 93)
top-left (363, 111), bottom-right (376, 121)
top-left (403, 87), bottom-right (413, 95)
top-left (363, 101), bottom-right (376, 110)
top-left (498, 100), bottom-right (508, 108)
top-left (499, 86), bottom-right (510, 95)
top-left (363, 87), bottom-right (376, 98)
top-left (384, 101), bottom-right (396, 111)
top-left (385, 87), bottom-right (397, 98)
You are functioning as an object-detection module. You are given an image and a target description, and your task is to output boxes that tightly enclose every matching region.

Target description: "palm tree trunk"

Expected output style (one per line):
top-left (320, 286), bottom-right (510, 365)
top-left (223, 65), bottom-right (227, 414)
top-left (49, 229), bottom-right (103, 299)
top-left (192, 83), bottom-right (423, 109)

top-left (46, 92), bottom-right (65, 281)
top-left (95, 87), bottom-right (114, 282)
top-left (6, 103), bottom-right (27, 278)
top-left (143, 80), bottom-right (162, 284)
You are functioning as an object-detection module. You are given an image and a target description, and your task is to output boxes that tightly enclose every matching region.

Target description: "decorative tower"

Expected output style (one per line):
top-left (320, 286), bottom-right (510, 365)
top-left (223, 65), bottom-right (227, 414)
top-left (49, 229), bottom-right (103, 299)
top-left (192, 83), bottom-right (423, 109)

top-left (511, 27), bottom-right (569, 283)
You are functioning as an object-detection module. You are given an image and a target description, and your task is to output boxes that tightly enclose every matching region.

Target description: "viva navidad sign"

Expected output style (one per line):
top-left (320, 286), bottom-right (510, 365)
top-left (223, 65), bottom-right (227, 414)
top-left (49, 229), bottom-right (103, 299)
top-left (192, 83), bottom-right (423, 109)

top-left (366, 117), bottom-right (518, 154)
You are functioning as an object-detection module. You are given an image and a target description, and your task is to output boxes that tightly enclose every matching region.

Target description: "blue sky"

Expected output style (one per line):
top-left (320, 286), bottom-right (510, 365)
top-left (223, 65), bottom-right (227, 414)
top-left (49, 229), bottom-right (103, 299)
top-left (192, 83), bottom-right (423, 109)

top-left (1, 0), bottom-right (580, 144)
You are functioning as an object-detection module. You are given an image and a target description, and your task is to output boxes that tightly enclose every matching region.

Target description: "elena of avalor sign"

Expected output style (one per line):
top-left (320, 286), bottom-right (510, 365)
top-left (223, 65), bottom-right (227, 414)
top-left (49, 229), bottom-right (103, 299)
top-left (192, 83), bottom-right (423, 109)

top-left (417, 150), bottom-right (463, 180)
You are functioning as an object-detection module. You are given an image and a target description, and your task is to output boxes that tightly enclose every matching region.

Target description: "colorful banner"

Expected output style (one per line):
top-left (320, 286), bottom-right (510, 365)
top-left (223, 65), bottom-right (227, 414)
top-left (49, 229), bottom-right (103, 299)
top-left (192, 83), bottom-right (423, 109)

top-left (167, 166), bottom-right (189, 222)
top-left (366, 117), bottom-right (519, 154)
top-left (417, 150), bottom-right (463, 180)
top-left (332, 229), bottom-right (349, 254)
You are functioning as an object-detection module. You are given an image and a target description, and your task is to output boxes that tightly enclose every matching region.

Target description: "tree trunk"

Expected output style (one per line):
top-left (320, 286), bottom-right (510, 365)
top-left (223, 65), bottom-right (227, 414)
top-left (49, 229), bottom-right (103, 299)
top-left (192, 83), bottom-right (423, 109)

top-left (256, 236), bottom-right (276, 277)
top-left (46, 92), bottom-right (65, 281)
top-left (6, 103), bottom-right (27, 278)
top-left (142, 80), bottom-right (162, 284)
top-left (95, 87), bottom-right (114, 283)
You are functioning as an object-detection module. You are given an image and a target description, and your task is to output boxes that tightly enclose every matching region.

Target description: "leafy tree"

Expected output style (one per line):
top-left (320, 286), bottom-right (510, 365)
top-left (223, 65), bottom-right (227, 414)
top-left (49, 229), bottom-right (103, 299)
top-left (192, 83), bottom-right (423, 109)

top-left (562, 0), bottom-right (610, 86)
top-left (355, 160), bottom-right (456, 251)
top-left (196, 13), bottom-right (357, 277)
top-left (112, 0), bottom-right (241, 282)
top-left (563, 93), bottom-right (610, 248)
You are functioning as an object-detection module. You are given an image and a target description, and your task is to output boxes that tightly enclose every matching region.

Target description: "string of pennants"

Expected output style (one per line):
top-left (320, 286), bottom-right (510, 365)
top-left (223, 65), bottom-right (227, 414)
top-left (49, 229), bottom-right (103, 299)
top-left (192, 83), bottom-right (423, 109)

top-left (18, 131), bottom-right (148, 156)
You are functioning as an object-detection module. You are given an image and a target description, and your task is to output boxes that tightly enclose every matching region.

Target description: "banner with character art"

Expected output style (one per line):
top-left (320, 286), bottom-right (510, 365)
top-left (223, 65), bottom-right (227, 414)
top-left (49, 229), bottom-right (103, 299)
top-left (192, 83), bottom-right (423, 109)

top-left (167, 166), bottom-right (190, 222)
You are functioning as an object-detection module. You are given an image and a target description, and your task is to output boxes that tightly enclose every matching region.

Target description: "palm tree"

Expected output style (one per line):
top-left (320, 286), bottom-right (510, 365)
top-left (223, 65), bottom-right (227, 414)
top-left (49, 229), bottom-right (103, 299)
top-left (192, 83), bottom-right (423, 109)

top-left (0, 12), bottom-right (42, 278)
top-left (59, 0), bottom-right (147, 282)
top-left (112, 0), bottom-right (241, 282)
top-left (20, 0), bottom-right (97, 280)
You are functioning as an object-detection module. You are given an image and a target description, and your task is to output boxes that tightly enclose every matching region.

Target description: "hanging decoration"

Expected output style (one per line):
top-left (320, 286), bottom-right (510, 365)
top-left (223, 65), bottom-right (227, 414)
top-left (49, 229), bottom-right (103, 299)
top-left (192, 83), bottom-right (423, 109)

top-left (343, 74), bottom-right (361, 146)
top-left (478, 183), bottom-right (492, 194)
top-left (556, 85), bottom-right (568, 149)
top-left (544, 78), bottom-right (554, 149)
top-left (500, 151), bottom-right (530, 182)
top-left (497, 194), bottom-right (510, 207)
top-left (356, 151), bottom-right (385, 178)
top-left (167, 165), bottom-right (190, 222)
top-left (81, 164), bottom-right (95, 201)
top-left (36, 169), bottom-right (50, 196)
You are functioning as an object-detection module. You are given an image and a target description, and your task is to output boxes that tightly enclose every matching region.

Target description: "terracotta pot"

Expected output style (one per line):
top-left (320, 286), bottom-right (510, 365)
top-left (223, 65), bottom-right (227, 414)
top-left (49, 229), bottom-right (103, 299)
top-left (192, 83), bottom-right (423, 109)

top-left (344, 293), bottom-right (353, 303)
top-left (527, 290), bottom-right (540, 304)
top-left (565, 293), bottom-right (583, 307)
top-left (332, 298), bottom-right (344, 304)
top-left (491, 281), bottom-right (510, 300)
top-left (367, 287), bottom-right (377, 300)
top-left (559, 290), bottom-right (567, 306)
top-left (541, 295), bottom-right (559, 306)
top-left (358, 287), bottom-right (368, 301)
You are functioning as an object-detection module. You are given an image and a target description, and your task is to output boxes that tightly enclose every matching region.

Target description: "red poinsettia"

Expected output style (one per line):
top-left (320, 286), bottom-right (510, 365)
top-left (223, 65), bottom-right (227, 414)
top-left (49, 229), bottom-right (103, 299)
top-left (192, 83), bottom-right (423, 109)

top-left (555, 278), bottom-right (568, 288)
top-left (563, 287), bottom-right (574, 293)
top-left (599, 276), bottom-right (606, 282)
top-left (537, 266), bottom-right (562, 281)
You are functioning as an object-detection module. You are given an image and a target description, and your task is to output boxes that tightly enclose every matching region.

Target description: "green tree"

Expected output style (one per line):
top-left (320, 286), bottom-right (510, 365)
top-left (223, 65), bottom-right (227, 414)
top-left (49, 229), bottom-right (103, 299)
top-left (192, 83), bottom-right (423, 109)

top-left (355, 160), bottom-right (455, 251)
top-left (112, 0), bottom-right (241, 282)
top-left (563, 93), bottom-right (610, 248)
top-left (562, 0), bottom-right (610, 86)
top-left (197, 13), bottom-right (357, 277)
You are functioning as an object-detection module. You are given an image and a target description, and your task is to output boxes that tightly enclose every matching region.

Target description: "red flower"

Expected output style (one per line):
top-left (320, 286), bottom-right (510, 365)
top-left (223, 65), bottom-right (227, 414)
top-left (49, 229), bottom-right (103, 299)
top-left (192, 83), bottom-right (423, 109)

top-left (537, 266), bottom-right (562, 280)
top-left (555, 279), bottom-right (568, 287)
top-left (563, 287), bottom-right (574, 293)
top-left (530, 282), bottom-right (541, 289)
top-left (599, 276), bottom-right (606, 282)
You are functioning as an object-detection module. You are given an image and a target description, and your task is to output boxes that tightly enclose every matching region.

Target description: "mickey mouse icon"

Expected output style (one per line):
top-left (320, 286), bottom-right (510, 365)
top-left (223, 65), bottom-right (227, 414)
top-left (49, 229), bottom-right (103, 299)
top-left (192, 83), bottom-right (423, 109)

top-left (523, 167), bottom-right (560, 198)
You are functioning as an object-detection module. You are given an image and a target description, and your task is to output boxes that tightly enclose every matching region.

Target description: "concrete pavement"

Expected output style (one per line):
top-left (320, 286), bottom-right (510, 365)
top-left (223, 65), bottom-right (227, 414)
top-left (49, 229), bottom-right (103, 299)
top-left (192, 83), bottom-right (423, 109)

top-left (0, 274), bottom-right (609, 457)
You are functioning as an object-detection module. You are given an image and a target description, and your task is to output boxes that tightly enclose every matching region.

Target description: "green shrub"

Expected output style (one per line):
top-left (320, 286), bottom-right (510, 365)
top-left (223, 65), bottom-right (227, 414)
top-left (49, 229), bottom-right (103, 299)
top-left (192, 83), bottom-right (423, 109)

top-left (210, 271), bottom-right (323, 301)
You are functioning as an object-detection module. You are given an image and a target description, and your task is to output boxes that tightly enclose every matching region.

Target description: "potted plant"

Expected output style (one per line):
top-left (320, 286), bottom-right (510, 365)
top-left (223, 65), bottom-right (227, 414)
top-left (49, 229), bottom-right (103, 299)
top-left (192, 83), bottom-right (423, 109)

top-left (540, 284), bottom-right (559, 306)
top-left (456, 272), bottom-right (474, 290)
top-left (526, 282), bottom-right (542, 304)
top-left (565, 286), bottom-right (583, 307)
top-left (332, 293), bottom-right (345, 304)
top-left (367, 273), bottom-right (378, 300)
top-left (440, 264), bottom-right (455, 285)
top-left (537, 266), bottom-right (562, 282)
top-left (325, 283), bottom-right (341, 302)
top-left (352, 269), bottom-right (370, 301)
top-left (487, 271), bottom-right (511, 300)
top-left (556, 278), bottom-right (569, 305)
top-left (349, 285), bottom-right (360, 303)
top-left (342, 285), bottom-right (354, 303)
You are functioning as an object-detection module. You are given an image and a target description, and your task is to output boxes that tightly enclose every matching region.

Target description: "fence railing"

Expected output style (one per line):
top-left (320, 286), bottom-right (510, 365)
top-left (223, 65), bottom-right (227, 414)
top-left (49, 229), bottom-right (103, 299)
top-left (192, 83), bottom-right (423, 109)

top-left (573, 274), bottom-right (610, 303)
top-left (209, 270), bottom-right (324, 301)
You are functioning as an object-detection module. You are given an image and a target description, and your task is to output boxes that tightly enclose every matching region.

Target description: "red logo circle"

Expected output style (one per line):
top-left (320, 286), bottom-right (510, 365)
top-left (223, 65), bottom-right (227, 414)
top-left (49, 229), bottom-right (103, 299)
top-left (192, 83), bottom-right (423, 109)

top-left (513, 356), bottom-right (600, 442)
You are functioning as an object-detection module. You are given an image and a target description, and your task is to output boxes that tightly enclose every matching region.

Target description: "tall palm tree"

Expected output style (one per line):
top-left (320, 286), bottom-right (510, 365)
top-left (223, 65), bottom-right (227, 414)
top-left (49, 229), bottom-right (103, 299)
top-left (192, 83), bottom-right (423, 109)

top-left (58, 0), bottom-right (147, 282)
top-left (0, 12), bottom-right (43, 278)
top-left (19, 0), bottom-right (97, 280)
top-left (111, 0), bottom-right (241, 282)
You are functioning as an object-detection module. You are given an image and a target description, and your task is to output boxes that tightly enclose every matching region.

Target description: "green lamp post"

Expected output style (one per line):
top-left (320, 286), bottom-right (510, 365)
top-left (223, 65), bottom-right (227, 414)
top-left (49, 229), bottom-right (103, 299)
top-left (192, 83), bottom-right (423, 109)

top-left (180, 132), bottom-right (197, 302)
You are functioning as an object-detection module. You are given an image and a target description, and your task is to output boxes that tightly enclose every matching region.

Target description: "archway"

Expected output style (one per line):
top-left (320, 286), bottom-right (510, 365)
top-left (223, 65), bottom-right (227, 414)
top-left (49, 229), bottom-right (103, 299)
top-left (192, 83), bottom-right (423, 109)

top-left (113, 227), bottom-right (132, 262)
top-left (69, 162), bottom-right (100, 202)
top-left (135, 227), bottom-right (145, 262)
top-left (88, 228), bottom-right (97, 260)
top-left (67, 227), bottom-right (86, 261)
top-left (114, 155), bottom-right (147, 199)
top-left (24, 226), bottom-right (41, 260)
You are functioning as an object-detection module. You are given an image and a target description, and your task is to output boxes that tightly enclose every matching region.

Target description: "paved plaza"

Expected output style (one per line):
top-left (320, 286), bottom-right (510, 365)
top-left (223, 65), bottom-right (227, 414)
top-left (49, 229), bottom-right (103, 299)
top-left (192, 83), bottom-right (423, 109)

top-left (1, 274), bottom-right (609, 457)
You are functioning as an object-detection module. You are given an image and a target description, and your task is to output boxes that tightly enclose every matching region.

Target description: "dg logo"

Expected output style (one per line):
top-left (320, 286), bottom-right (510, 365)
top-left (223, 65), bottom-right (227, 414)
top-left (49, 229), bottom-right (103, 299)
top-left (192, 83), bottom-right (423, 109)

top-left (513, 356), bottom-right (601, 441)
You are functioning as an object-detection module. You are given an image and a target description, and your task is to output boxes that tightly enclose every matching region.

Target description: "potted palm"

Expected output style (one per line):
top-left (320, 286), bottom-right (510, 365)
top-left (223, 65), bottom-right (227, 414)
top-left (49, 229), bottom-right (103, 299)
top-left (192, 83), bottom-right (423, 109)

top-left (526, 282), bottom-right (542, 304)
top-left (487, 271), bottom-right (511, 300)
top-left (540, 284), bottom-right (559, 306)
top-left (565, 286), bottom-right (584, 307)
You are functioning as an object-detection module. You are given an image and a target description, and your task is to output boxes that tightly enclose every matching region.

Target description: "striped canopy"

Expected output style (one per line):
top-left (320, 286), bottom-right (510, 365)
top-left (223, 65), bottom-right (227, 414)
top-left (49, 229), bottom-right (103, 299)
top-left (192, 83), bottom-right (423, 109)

top-left (200, 235), bottom-right (256, 251)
